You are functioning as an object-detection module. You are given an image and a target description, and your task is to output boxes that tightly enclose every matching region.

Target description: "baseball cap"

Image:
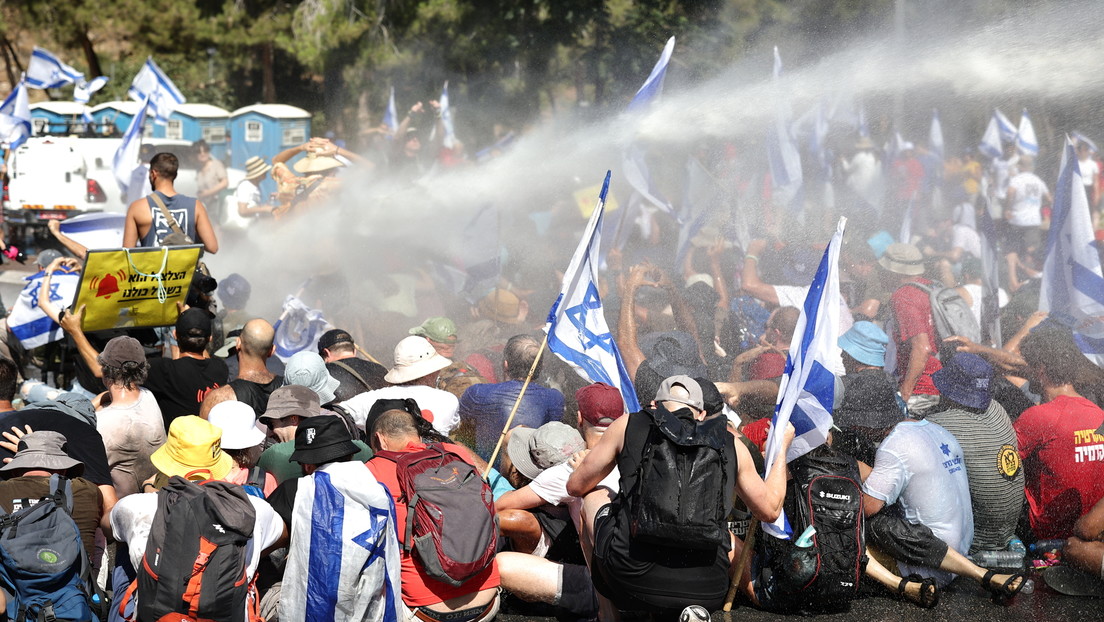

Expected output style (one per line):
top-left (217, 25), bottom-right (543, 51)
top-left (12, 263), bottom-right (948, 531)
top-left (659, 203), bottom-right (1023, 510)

top-left (655, 375), bottom-right (704, 411)
top-left (409, 317), bottom-right (459, 344)
top-left (317, 329), bottom-right (355, 354)
top-left (576, 383), bottom-right (625, 427)
top-left (100, 335), bottom-right (146, 367)
top-left (289, 415), bottom-right (359, 465)
top-left (506, 422), bottom-right (585, 481)
top-left (176, 308), bottom-right (212, 340)
top-left (260, 385), bottom-right (320, 422)
top-left (932, 352), bottom-right (993, 410)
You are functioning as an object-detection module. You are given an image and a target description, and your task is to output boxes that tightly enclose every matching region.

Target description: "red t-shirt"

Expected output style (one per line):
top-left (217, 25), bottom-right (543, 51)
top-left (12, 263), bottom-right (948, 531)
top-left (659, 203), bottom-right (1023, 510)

top-left (889, 280), bottom-right (942, 396)
top-left (366, 441), bottom-right (500, 607)
top-left (1015, 395), bottom-right (1104, 539)
top-left (749, 351), bottom-right (786, 381)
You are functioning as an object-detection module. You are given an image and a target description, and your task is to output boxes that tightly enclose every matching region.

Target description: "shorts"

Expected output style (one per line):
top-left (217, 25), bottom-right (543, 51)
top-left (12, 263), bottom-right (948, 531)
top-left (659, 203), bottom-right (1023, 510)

top-left (866, 511), bottom-right (949, 569)
top-left (532, 507), bottom-right (585, 565)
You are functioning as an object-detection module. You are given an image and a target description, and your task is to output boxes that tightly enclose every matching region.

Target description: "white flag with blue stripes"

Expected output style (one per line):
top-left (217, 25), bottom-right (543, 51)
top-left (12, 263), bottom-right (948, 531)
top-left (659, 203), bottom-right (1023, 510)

top-left (383, 86), bottom-right (399, 134)
top-left (281, 462), bottom-right (401, 622)
top-left (25, 47), bottom-right (83, 89)
top-left (762, 217), bottom-right (845, 539)
top-left (6, 268), bottom-right (80, 349)
top-left (1017, 109), bottom-right (1039, 156)
top-left (767, 47), bottom-right (802, 210)
top-left (622, 36), bottom-right (676, 216)
top-left (979, 114), bottom-right (1002, 159)
top-left (128, 57), bottom-right (185, 125)
top-left (1039, 138), bottom-right (1104, 366)
top-left (995, 108), bottom-right (1017, 143)
top-left (112, 95), bottom-right (150, 194)
top-left (0, 79), bottom-right (32, 150)
top-left (546, 172), bottom-right (642, 412)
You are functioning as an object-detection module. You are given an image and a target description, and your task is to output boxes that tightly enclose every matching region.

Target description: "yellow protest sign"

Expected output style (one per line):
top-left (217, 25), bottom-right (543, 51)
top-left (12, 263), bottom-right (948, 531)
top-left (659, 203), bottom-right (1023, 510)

top-left (74, 246), bottom-right (202, 331)
top-left (574, 183), bottom-right (619, 219)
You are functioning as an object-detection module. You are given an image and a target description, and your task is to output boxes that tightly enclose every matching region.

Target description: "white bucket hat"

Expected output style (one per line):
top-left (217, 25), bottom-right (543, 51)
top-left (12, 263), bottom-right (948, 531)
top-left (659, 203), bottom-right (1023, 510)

top-left (385, 336), bottom-right (452, 384)
top-left (207, 401), bottom-right (266, 450)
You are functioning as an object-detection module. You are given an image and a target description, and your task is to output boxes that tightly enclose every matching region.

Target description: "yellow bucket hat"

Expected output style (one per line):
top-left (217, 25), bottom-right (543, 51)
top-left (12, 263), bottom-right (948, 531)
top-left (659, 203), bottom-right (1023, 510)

top-left (151, 415), bottom-right (233, 481)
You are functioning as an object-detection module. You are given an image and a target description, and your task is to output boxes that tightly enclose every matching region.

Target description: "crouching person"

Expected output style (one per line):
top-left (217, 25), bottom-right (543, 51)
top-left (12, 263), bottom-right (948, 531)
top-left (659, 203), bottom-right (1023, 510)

top-left (567, 376), bottom-right (793, 620)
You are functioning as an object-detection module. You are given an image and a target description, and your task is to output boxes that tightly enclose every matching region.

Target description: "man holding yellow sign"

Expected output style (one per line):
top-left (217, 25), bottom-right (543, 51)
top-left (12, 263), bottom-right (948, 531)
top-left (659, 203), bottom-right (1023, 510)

top-left (73, 246), bottom-right (202, 332)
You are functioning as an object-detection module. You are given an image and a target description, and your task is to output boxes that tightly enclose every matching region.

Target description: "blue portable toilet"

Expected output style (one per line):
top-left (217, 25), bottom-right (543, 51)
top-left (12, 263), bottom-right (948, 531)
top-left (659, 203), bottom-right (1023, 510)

top-left (89, 101), bottom-right (143, 136)
top-left (29, 102), bottom-right (87, 135)
top-left (151, 103), bottom-right (230, 161)
top-left (229, 104), bottom-right (311, 169)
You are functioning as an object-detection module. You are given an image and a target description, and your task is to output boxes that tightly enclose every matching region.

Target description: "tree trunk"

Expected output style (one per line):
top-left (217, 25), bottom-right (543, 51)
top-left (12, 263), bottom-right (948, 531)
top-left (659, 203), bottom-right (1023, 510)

top-left (76, 31), bottom-right (102, 77)
top-left (261, 42), bottom-right (276, 103)
top-left (0, 35), bottom-right (16, 88)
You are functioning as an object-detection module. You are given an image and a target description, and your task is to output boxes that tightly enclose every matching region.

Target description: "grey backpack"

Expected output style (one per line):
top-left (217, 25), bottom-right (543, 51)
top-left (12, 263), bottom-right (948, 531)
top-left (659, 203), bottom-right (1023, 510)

top-left (905, 281), bottom-right (981, 359)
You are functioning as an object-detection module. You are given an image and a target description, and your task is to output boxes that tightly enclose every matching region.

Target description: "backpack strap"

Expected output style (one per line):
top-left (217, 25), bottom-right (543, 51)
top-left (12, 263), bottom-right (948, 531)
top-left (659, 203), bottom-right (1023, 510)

top-left (246, 466), bottom-right (266, 489)
top-left (147, 192), bottom-right (187, 238)
top-left (331, 359), bottom-right (371, 390)
top-left (48, 473), bottom-right (74, 515)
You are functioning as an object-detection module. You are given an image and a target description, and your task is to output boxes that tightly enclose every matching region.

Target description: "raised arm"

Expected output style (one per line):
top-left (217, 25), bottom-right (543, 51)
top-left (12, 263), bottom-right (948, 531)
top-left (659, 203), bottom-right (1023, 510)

top-left (47, 220), bottom-right (88, 260)
top-left (740, 239), bottom-right (780, 306)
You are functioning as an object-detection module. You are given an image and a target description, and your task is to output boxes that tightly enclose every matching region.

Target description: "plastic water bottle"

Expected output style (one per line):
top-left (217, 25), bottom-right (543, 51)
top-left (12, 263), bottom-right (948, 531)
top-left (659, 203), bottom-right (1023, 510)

top-left (795, 525), bottom-right (817, 548)
top-left (1008, 537), bottom-right (1027, 555)
top-left (1029, 539), bottom-right (1065, 553)
top-left (970, 550), bottom-right (1024, 568)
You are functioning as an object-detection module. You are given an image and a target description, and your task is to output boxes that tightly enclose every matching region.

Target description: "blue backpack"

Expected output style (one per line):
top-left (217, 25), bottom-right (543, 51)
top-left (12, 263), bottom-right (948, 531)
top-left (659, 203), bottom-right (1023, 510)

top-left (0, 474), bottom-right (99, 622)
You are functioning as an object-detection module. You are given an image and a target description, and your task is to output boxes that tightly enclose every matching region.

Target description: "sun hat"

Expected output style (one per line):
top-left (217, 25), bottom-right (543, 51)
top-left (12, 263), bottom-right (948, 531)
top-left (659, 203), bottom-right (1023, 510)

top-left (289, 415), bottom-right (359, 465)
top-left (317, 329), bottom-right (355, 354)
top-left (243, 156), bottom-right (272, 180)
top-left (259, 385), bottom-right (320, 422)
top-left (932, 352), bottom-right (993, 410)
top-left (284, 351), bottom-right (341, 404)
top-left (0, 431), bottom-right (83, 476)
top-left (477, 289), bottom-right (521, 324)
top-left (207, 401), bottom-right (266, 450)
top-left (838, 321), bottom-right (889, 368)
top-left (384, 336), bottom-right (452, 384)
top-left (409, 317), bottom-right (459, 344)
top-left (218, 273), bottom-right (251, 310)
top-left (506, 422), bottom-right (585, 481)
top-left (150, 416), bottom-right (233, 481)
top-left (576, 383), bottom-right (625, 427)
top-left (655, 375), bottom-right (705, 411)
top-left (834, 373), bottom-right (906, 429)
top-left (878, 242), bottom-right (925, 276)
top-left (293, 153), bottom-right (344, 174)
top-left (100, 335), bottom-right (146, 367)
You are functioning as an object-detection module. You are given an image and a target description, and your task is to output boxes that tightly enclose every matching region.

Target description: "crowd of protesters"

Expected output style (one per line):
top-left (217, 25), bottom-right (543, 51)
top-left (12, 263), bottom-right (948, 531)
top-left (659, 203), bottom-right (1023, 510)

top-left (0, 112), bottom-right (1100, 622)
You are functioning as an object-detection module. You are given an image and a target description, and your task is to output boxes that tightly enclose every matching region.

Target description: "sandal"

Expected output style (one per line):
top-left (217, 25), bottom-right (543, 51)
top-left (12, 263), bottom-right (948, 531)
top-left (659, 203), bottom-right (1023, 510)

top-left (896, 573), bottom-right (940, 608)
top-left (982, 570), bottom-right (1025, 605)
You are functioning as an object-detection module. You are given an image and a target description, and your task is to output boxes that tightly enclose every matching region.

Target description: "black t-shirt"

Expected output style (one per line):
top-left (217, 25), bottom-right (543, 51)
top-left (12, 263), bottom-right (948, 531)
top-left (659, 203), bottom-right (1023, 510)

top-left (326, 358), bottom-right (387, 403)
top-left (231, 376), bottom-right (284, 416)
top-left (144, 356), bottom-right (229, 428)
top-left (0, 410), bottom-right (112, 486)
top-left (267, 477), bottom-right (299, 528)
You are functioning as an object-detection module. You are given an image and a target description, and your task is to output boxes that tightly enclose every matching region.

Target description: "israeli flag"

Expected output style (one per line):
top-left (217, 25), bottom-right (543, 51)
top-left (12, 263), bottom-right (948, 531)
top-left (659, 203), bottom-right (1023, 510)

top-left (627, 36), bottom-right (674, 112)
top-left (1017, 109), bottom-right (1039, 156)
top-left (7, 267), bottom-right (81, 349)
top-left (281, 462), bottom-right (401, 622)
top-left (622, 37), bottom-right (676, 216)
top-left (273, 294), bottom-right (330, 362)
top-left (767, 47), bottom-right (803, 210)
top-left (0, 78), bottom-right (32, 149)
top-left (930, 109), bottom-right (944, 160)
top-left (73, 76), bottom-right (108, 104)
top-left (1039, 138), bottom-right (1104, 366)
top-left (1073, 131), bottom-right (1099, 154)
top-left (546, 172), bottom-right (642, 412)
top-left (439, 81), bottom-right (456, 149)
top-left (979, 115), bottom-right (1002, 159)
top-left (978, 198), bottom-right (1002, 346)
top-left (762, 217), bottom-right (846, 539)
top-left (25, 47), bottom-right (84, 90)
top-left (383, 86), bottom-right (399, 134)
top-left (994, 108), bottom-right (1017, 143)
top-left (127, 57), bottom-right (185, 125)
top-left (112, 95), bottom-right (150, 194)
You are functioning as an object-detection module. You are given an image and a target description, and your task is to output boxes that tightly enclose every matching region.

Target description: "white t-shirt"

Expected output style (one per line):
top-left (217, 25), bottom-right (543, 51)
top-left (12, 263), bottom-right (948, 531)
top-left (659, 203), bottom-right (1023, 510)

top-left (951, 224), bottom-right (981, 259)
top-left (1079, 157), bottom-right (1099, 188)
top-left (111, 492), bottom-right (283, 616)
top-left (96, 389), bottom-right (166, 498)
top-left (340, 385), bottom-right (460, 435)
top-left (225, 179), bottom-right (261, 229)
top-left (529, 463), bottom-right (620, 532)
top-left (863, 420), bottom-right (973, 586)
top-left (1006, 172), bottom-right (1048, 227)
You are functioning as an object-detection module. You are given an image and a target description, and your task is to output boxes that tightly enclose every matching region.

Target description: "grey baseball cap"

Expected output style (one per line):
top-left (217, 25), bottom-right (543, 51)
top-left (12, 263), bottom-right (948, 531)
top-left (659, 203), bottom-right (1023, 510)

top-left (655, 375), bottom-right (705, 411)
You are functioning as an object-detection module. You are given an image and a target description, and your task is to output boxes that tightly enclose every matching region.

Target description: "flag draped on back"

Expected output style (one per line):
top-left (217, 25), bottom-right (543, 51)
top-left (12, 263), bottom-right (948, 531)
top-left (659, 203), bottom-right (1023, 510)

top-left (383, 86), bottom-right (399, 134)
top-left (113, 95), bottom-right (151, 194)
top-left (281, 462), bottom-right (401, 622)
top-left (0, 79), bottom-right (32, 149)
top-left (1039, 138), bottom-right (1104, 365)
top-left (1017, 109), bottom-right (1039, 156)
top-left (128, 58), bottom-right (185, 124)
top-left (762, 217), bottom-right (846, 539)
top-left (273, 294), bottom-right (330, 362)
top-left (7, 268), bottom-right (81, 349)
top-left (547, 172), bottom-right (641, 412)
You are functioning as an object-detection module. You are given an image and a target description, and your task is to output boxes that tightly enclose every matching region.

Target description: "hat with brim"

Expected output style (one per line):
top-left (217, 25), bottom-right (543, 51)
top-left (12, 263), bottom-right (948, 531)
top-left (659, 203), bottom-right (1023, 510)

top-left (878, 243), bottom-right (925, 276)
top-left (409, 317), bottom-right (459, 344)
top-left (259, 385), bottom-right (320, 422)
top-left (244, 156), bottom-right (272, 180)
top-left (214, 330), bottom-right (241, 358)
top-left (477, 289), bottom-right (522, 324)
top-left (0, 431), bottom-right (83, 477)
top-left (834, 373), bottom-right (905, 429)
top-left (284, 351), bottom-right (341, 404)
top-left (506, 423), bottom-right (585, 481)
top-left (150, 416), bottom-right (233, 481)
top-left (838, 321), bottom-right (889, 368)
top-left (385, 336), bottom-right (452, 384)
top-left (208, 401), bottom-right (266, 450)
top-left (932, 352), bottom-right (993, 410)
top-left (289, 416), bottom-right (359, 465)
top-left (293, 154), bottom-right (344, 174)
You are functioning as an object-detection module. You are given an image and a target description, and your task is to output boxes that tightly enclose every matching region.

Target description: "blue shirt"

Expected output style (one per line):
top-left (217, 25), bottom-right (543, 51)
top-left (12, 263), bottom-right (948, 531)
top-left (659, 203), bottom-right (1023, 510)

top-left (459, 380), bottom-right (565, 459)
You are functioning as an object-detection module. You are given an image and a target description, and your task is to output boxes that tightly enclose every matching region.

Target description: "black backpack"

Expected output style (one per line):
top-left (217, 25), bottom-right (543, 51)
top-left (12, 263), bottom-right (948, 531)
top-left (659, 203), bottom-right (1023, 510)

top-left (124, 477), bottom-right (259, 622)
top-left (761, 445), bottom-right (866, 613)
top-left (629, 408), bottom-right (732, 550)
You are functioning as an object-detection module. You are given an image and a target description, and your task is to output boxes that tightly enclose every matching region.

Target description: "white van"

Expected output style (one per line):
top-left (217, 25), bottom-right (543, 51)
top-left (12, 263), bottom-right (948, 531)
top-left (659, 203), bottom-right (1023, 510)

top-left (3, 136), bottom-right (109, 227)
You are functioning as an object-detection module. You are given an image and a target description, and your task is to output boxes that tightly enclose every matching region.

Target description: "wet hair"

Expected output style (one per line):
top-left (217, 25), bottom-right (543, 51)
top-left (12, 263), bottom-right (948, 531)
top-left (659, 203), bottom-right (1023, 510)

top-left (98, 359), bottom-right (150, 391)
top-left (150, 152), bottom-right (179, 181)
top-left (178, 333), bottom-right (209, 355)
top-left (504, 334), bottom-right (542, 381)
top-left (0, 358), bottom-right (17, 402)
top-left (372, 409), bottom-right (420, 442)
top-left (1020, 324), bottom-right (1083, 387)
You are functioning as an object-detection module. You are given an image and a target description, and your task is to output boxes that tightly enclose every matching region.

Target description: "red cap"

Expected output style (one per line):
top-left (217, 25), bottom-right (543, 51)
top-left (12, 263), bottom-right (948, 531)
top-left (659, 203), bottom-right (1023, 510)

top-left (576, 383), bottom-right (625, 427)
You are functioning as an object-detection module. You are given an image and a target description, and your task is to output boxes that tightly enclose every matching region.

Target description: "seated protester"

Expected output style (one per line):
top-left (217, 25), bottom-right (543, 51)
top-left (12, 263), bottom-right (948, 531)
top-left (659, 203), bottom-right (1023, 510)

top-left (833, 321), bottom-right (906, 465)
top-left (341, 336), bottom-right (459, 437)
top-left (317, 329), bottom-right (387, 401)
top-left (409, 317), bottom-right (460, 361)
top-left (925, 353), bottom-right (1024, 554)
top-left (95, 336), bottom-right (166, 499)
top-left (729, 307), bottom-right (798, 382)
top-left (207, 401), bottom-right (277, 497)
top-left (367, 409), bottom-right (501, 622)
top-left (862, 419), bottom-right (1025, 601)
top-left (143, 308), bottom-right (229, 429)
top-left (110, 416), bottom-right (284, 621)
top-left (1065, 486), bottom-right (1104, 581)
top-left (567, 376), bottom-right (794, 617)
top-left (460, 334), bottom-right (565, 459)
top-left (283, 351), bottom-right (340, 406)
top-left (0, 431), bottom-right (103, 561)
top-left (256, 386), bottom-right (372, 484)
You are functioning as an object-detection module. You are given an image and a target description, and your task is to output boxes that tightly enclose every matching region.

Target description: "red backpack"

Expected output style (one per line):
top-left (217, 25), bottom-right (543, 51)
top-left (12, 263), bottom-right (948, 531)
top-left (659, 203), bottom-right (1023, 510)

top-left (375, 444), bottom-right (496, 586)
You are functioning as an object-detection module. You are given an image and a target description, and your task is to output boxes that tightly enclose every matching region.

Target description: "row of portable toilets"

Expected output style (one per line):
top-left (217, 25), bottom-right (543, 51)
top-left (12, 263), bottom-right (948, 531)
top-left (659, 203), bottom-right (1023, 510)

top-left (27, 101), bottom-right (311, 170)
